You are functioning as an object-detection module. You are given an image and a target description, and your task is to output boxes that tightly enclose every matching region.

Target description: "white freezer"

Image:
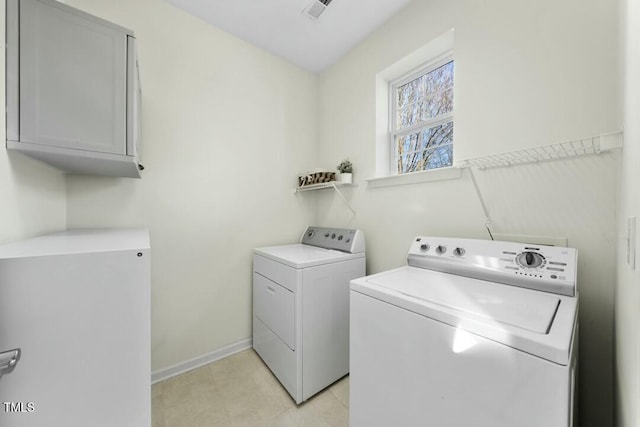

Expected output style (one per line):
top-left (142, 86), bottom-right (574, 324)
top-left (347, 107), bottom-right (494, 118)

top-left (0, 229), bottom-right (151, 427)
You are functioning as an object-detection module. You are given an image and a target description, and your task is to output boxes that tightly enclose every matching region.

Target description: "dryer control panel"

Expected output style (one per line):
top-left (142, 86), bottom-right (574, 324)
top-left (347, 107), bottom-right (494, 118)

top-left (407, 237), bottom-right (577, 296)
top-left (301, 226), bottom-right (365, 254)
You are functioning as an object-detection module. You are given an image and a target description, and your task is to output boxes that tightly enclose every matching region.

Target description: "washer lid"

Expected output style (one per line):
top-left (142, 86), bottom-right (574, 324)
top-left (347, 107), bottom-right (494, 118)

top-left (254, 244), bottom-right (364, 268)
top-left (352, 266), bottom-right (577, 365)
top-left (367, 267), bottom-right (559, 333)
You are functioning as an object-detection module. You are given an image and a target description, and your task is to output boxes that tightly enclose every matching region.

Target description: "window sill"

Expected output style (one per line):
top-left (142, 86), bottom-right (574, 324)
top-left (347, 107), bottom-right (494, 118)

top-left (366, 166), bottom-right (461, 189)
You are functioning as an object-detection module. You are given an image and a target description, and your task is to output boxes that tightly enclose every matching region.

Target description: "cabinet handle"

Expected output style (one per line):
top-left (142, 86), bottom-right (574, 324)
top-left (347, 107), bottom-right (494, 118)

top-left (0, 348), bottom-right (21, 378)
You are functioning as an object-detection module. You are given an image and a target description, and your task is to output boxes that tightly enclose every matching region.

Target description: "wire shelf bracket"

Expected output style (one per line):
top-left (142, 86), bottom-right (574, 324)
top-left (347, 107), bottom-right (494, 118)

top-left (294, 182), bottom-right (356, 216)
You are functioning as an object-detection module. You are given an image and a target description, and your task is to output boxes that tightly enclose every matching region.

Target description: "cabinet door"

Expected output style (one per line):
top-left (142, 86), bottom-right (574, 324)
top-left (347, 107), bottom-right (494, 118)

top-left (19, 0), bottom-right (127, 155)
top-left (127, 36), bottom-right (141, 158)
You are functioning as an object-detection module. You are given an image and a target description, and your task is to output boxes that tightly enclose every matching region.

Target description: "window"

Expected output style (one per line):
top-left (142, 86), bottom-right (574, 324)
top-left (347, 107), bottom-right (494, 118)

top-left (390, 58), bottom-right (454, 175)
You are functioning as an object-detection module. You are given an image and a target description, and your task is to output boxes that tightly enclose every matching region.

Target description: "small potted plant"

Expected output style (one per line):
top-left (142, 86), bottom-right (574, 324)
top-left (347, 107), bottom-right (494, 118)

top-left (337, 159), bottom-right (353, 184)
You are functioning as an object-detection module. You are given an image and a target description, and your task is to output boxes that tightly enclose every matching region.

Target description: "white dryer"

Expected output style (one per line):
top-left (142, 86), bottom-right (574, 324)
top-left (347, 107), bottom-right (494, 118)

top-left (253, 226), bottom-right (365, 403)
top-left (350, 237), bottom-right (578, 427)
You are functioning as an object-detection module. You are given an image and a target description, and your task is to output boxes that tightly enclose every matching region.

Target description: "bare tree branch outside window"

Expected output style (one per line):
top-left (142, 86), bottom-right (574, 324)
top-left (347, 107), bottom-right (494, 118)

top-left (392, 60), bottom-right (454, 174)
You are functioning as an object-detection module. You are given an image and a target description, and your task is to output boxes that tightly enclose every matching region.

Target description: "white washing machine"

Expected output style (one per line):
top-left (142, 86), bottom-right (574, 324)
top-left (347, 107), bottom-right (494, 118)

top-left (350, 236), bottom-right (578, 427)
top-left (253, 226), bottom-right (365, 404)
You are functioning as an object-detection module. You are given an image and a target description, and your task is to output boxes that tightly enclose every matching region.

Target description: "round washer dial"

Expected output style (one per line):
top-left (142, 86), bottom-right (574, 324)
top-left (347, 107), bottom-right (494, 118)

top-left (516, 251), bottom-right (546, 269)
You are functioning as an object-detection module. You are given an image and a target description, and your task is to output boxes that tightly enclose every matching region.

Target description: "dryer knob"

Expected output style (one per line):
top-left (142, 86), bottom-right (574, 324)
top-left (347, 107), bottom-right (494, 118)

top-left (453, 247), bottom-right (465, 257)
top-left (436, 245), bottom-right (447, 255)
top-left (420, 244), bottom-right (430, 252)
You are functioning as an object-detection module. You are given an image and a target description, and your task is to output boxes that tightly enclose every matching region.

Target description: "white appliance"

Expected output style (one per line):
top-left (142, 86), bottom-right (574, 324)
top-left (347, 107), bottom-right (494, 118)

top-left (350, 237), bottom-right (578, 427)
top-left (0, 229), bottom-right (151, 427)
top-left (253, 226), bottom-right (365, 403)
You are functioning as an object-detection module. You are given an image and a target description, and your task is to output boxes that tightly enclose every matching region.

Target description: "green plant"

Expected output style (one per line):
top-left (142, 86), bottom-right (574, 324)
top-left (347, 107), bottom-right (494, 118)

top-left (337, 159), bottom-right (353, 174)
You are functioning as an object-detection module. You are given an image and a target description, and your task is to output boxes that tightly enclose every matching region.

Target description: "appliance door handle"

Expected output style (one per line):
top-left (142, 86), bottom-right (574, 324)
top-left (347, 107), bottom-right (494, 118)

top-left (0, 348), bottom-right (21, 378)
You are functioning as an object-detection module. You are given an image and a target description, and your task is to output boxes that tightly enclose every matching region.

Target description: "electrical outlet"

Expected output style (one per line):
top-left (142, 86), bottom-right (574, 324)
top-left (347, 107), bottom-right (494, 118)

top-left (627, 217), bottom-right (636, 270)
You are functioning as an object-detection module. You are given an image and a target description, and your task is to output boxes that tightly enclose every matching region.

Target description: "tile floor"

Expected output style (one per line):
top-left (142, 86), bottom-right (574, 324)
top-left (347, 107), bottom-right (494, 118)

top-left (152, 349), bottom-right (349, 427)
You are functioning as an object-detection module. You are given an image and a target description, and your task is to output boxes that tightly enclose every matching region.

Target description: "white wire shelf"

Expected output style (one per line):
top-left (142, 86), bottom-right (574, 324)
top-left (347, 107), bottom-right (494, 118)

top-left (456, 132), bottom-right (622, 170)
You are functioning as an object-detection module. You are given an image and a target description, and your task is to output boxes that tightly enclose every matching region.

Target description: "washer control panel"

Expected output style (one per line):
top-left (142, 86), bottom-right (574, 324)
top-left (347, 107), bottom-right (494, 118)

top-left (408, 236), bottom-right (577, 296)
top-left (301, 226), bottom-right (365, 254)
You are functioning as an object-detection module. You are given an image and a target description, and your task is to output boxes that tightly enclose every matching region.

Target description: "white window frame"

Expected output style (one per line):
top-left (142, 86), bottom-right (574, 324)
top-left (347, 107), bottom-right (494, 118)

top-left (388, 52), bottom-right (454, 176)
top-left (369, 29), bottom-right (460, 188)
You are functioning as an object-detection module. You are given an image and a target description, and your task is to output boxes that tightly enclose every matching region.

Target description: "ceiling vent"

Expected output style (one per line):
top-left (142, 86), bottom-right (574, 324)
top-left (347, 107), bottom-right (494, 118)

top-left (303, 0), bottom-right (333, 20)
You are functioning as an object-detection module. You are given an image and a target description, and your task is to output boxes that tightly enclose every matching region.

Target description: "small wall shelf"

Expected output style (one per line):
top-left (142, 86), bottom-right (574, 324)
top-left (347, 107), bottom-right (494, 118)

top-left (295, 181), bottom-right (356, 215)
top-left (295, 181), bottom-right (352, 192)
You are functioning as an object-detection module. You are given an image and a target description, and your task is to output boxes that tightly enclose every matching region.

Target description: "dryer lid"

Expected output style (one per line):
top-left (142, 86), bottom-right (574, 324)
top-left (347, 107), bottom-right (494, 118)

top-left (366, 267), bottom-right (559, 333)
top-left (254, 244), bottom-right (363, 268)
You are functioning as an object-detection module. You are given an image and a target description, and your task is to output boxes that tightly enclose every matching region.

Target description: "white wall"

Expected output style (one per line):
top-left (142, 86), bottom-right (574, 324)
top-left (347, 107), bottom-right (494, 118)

top-left (0, 0), bottom-right (67, 245)
top-left (615, 0), bottom-right (640, 425)
top-left (63, 0), bottom-right (318, 372)
top-left (316, 1), bottom-right (620, 426)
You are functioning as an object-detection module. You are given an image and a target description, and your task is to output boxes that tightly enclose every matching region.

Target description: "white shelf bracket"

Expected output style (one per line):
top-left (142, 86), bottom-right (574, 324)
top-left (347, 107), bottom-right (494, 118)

top-left (330, 182), bottom-right (356, 217)
top-left (467, 168), bottom-right (494, 239)
top-left (294, 181), bottom-right (356, 216)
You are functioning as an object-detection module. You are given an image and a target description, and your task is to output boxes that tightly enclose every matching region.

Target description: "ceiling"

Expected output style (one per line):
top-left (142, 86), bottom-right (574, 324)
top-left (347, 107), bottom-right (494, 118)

top-left (166, 0), bottom-right (413, 72)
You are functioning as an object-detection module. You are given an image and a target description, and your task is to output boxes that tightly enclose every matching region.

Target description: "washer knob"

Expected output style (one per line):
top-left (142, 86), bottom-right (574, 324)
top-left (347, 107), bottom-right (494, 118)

top-left (453, 247), bottom-right (465, 257)
top-left (420, 244), bottom-right (430, 252)
top-left (436, 245), bottom-right (447, 255)
top-left (517, 251), bottom-right (544, 268)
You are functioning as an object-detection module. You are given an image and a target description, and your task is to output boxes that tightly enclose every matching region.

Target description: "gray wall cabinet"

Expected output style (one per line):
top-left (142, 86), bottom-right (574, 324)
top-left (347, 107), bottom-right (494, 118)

top-left (6, 0), bottom-right (143, 178)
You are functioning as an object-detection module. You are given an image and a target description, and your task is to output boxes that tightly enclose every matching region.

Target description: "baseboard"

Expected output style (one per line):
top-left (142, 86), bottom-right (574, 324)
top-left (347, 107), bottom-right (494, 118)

top-left (151, 338), bottom-right (252, 384)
